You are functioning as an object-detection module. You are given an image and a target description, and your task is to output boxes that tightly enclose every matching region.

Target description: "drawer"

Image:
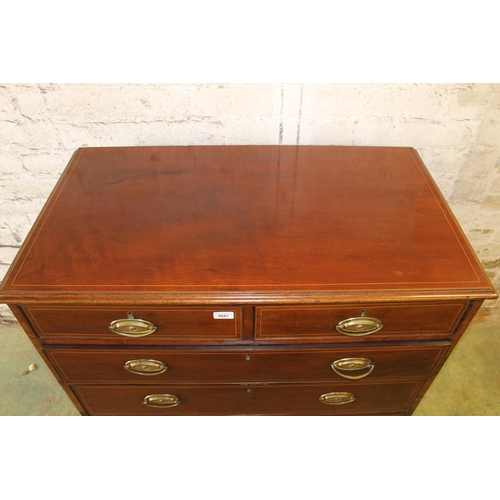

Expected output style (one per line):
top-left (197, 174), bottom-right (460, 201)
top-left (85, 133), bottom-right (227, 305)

top-left (256, 302), bottom-right (469, 343)
top-left (73, 381), bottom-right (423, 415)
top-left (23, 306), bottom-right (243, 344)
top-left (46, 343), bottom-right (449, 384)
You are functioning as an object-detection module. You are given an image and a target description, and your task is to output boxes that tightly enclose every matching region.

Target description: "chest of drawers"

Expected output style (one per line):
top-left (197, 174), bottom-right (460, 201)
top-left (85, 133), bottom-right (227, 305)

top-left (0, 145), bottom-right (496, 415)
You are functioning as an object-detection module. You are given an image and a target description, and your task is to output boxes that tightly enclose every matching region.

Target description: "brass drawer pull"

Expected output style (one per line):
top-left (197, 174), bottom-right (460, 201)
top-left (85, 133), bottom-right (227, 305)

top-left (109, 312), bottom-right (157, 337)
top-left (319, 392), bottom-right (356, 405)
top-left (143, 394), bottom-right (180, 408)
top-left (331, 357), bottom-right (374, 380)
top-left (124, 359), bottom-right (168, 376)
top-left (336, 316), bottom-right (383, 337)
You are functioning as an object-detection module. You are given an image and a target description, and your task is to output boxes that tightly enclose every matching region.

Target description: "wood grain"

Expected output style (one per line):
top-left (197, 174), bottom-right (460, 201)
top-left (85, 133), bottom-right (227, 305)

top-left (46, 343), bottom-right (449, 384)
top-left (0, 146), bottom-right (495, 304)
top-left (74, 381), bottom-right (423, 416)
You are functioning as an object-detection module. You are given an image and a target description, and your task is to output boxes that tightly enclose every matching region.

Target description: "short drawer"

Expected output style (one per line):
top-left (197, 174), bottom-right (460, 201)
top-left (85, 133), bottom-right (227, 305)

top-left (23, 305), bottom-right (243, 344)
top-left (45, 343), bottom-right (449, 384)
top-left (73, 381), bottom-right (423, 415)
top-left (256, 301), bottom-right (469, 342)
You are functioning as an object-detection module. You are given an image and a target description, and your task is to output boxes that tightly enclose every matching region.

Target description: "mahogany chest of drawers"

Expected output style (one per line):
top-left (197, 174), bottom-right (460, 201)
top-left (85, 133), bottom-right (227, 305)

top-left (0, 146), bottom-right (496, 415)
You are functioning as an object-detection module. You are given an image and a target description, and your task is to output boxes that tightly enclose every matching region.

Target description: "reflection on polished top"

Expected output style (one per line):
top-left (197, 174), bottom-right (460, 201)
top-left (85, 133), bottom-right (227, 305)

top-left (0, 146), bottom-right (496, 302)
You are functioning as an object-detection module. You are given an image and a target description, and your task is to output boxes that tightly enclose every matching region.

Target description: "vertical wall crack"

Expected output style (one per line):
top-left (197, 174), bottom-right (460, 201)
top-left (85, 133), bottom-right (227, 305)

top-left (278, 85), bottom-right (284, 145)
top-left (296, 85), bottom-right (303, 145)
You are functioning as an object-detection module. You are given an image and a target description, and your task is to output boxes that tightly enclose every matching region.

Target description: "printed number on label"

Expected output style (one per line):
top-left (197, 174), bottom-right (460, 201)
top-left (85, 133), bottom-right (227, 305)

top-left (213, 312), bottom-right (235, 319)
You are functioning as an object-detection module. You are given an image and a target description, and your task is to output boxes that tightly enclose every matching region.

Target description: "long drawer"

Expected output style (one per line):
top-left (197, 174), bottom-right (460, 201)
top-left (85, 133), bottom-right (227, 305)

top-left (23, 306), bottom-right (244, 343)
top-left (73, 381), bottom-right (423, 415)
top-left (46, 344), bottom-right (449, 384)
top-left (256, 302), bottom-right (469, 343)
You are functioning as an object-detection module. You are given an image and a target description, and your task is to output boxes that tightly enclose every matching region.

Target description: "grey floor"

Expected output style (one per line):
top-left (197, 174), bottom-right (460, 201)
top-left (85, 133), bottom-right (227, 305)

top-left (1, 317), bottom-right (499, 416)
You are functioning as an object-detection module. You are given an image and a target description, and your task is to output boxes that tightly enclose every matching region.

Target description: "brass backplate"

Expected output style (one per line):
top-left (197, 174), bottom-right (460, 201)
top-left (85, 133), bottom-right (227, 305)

top-left (109, 318), bottom-right (157, 337)
top-left (319, 391), bottom-right (356, 405)
top-left (124, 359), bottom-right (167, 376)
top-left (336, 317), bottom-right (383, 336)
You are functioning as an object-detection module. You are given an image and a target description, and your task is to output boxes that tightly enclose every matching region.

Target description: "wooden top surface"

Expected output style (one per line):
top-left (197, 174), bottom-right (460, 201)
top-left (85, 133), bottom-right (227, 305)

top-left (0, 146), bottom-right (496, 304)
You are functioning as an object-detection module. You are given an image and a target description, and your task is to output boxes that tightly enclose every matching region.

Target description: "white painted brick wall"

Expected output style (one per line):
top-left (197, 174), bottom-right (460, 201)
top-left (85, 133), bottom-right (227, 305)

top-left (1, 83), bottom-right (499, 322)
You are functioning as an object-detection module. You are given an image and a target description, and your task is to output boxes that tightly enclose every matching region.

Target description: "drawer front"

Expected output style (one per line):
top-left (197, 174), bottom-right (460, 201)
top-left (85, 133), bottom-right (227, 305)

top-left (23, 306), bottom-right (243, 343)
top-left (46, 344), bottom-right (449, 384)
top-left (73, 381), bottom-right (423, 415)
top-left (256, 302), bottom-right (469, 342)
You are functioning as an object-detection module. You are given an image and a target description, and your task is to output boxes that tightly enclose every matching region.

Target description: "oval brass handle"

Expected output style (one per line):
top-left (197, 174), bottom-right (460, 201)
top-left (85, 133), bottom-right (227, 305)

top-left (109, 317), bottom-right (157, 337)
top-left (319, 392), bottom-right (356, 405)
top-left (331, 357), bottom-right (374, 380)
top-left (124, 359), bottom-right (168, 376)
top-left (143, 394), bottom-right (180, 408)
top-left (336, 316), bottom-right (383, 337)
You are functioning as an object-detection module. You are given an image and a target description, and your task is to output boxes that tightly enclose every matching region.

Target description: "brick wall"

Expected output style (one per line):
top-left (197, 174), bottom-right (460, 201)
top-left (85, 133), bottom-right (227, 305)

top-left (1, 83), bottom-right (499, 321)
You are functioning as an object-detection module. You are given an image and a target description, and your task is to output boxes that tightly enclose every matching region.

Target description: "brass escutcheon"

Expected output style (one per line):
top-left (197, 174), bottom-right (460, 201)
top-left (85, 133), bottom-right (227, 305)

top-left (336, 316), bottom-right (383, 337)
top-left (143, 394), bottom-right (180, 408)
top-left (331, 357), bottom-right (374, 380)
top-left (319, 391), bottom-right (356, 405)
top-left (124, 359), bottom-right (168, 376)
